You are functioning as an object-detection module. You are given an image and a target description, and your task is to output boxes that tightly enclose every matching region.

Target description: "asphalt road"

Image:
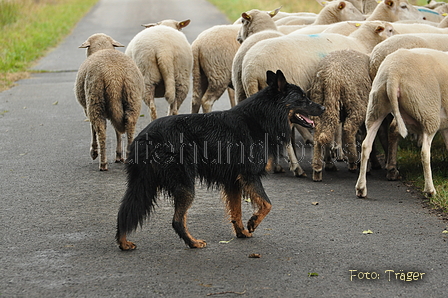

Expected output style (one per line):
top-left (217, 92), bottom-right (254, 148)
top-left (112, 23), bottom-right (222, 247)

top-left (1, 0), bottom-right (447, 297)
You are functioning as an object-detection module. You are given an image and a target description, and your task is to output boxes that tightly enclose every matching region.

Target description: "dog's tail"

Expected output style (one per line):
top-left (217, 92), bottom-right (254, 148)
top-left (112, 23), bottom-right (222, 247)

top-left (116, 140), bottom-right (158, 243)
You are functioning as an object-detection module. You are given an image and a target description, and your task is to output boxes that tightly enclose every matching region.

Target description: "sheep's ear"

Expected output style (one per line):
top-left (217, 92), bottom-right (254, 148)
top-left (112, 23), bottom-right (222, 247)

top-left (142, 23), bottom-right (157, 28)
top-left (178, 19), bottom-right (191, 30)
top-left (315, 0), bottom-right (328, 7)
top-left (242, 12), bottom-right (251, 21)
top-left (275, 70), bottom-right (287, 93)
top-left (79, 40), bottom-right (90, 48)
top-left (112, 40), bottom-right (125, 48)
top-left (385, 0), bottom-right (395, 8)
top-left (338, 1), bottom-right (346, 10)
top-left (269, 6), bottom-right (282, 18)
top-left (375, 25), bottom-right (385, 34)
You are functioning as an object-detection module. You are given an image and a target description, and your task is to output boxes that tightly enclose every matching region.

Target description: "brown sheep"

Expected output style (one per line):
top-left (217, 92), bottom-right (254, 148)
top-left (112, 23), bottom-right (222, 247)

top-left (309, 49), bottom-right (371, 181)
top-left (75, 33), bottom-right (144, 171)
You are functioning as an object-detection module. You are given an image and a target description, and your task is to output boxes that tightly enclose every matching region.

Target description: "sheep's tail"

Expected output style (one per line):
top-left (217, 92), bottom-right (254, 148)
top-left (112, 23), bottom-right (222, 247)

top-left (387, 76), bottom-right (408, 138)
top-left (191, 44), bottom-right (202, 113)
top-left (309, 74), bottom-right (340, 145)
top-left (116, 139), bottom-right (158, 242)
top-left (156, 53), bottom-right (176, 108)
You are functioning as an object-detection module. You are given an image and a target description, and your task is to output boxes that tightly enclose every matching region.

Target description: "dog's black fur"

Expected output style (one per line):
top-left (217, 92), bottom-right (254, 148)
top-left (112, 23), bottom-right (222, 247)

top-left (116, 70), bottom-right (325, 250)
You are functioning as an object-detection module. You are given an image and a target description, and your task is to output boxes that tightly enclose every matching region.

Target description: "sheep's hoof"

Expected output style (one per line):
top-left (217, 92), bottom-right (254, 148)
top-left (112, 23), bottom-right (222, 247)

top-left (115, 158), bottom-right (125, 163)
top-left (386, 168), bottom-right (400, 181)
top-left (90, 149), bottom-right (98, 160)
top-left (273, 165), bottom-right (285, 173)
top-left (99, 163), bottom-right (108, 171)
top-left (348, 163), bottom-right (358, 173)
top-left (293, 168), bottom-right (307, 178)
top-left (312, 170), bottom-right (322, 182)
top-left (356, 187), bottom-right (367, 198)
top-left (325, 163), bottom-right (338, 172)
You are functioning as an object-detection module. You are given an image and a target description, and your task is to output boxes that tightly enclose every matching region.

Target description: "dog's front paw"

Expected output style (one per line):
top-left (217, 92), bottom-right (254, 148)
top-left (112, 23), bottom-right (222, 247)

top-left (236, 230), bottom-right (253, 238)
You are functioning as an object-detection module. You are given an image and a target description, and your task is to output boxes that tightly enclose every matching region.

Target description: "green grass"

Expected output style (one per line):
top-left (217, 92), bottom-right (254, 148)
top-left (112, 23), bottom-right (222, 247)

top-left (0, 0), bottom-right (98, 90)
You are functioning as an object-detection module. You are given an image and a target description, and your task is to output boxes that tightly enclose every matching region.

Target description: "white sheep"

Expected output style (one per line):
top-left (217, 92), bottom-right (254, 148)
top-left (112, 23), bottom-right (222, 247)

top-left (241, 21), bottom-right (395, 99)
top-left (356, 48), bottom-right (448, 197)
top-left (275, 1), bottom-right (365, 26)
top-left (190, 24), bottom-right (241, 113)
top-left (75, 33), bottom-right (144, 171)
top-left (125, 19), bottom-right (193, 120)
top-left (233, 8), bottom-right (282, 103)
top-left (369, 33), bottom-right (448, 80)
top-left (366, 0), bottom-right (425, 22)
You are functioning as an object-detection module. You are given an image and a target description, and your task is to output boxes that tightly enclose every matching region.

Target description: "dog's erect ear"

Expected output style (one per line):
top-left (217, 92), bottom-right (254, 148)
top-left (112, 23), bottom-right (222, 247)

top-left (266, 70), bottom-right (277, 89)
top-left (276, 70), bottom-right (287, 93)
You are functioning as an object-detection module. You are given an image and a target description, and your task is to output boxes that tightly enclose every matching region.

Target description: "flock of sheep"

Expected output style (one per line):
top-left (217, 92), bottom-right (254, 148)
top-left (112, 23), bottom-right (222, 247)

top-left (74, 0), bottom-right (448, 198)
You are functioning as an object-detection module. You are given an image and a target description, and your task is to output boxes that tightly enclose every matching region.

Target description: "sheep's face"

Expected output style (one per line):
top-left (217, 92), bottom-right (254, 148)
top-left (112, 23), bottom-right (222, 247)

top-left (383, 0), bottom-right (426, 21)
top-left (237, 8), bottom-right (280, 43)
top-left (337, 1), bottom-right (365, 21)
top-left (79, 33), bottom-right (124, 57)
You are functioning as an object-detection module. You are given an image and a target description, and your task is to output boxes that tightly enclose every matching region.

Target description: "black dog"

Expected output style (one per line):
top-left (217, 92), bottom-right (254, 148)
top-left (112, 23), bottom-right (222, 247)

top-left (116, 70), bottom-right (325, 250)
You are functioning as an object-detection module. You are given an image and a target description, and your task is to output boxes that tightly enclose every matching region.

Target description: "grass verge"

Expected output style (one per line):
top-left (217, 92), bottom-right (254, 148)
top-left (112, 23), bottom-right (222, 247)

top-left (0, 0), bottom-right (98, 91)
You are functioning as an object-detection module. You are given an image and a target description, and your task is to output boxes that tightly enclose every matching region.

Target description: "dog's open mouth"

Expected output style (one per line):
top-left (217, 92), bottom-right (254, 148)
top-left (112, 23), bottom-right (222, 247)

top-left (290, 112), bottom-right (315, 128)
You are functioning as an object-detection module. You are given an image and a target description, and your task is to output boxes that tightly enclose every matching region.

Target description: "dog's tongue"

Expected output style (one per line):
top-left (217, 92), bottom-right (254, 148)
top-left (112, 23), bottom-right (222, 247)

top-left (297, 113), bottom-right (315, 128)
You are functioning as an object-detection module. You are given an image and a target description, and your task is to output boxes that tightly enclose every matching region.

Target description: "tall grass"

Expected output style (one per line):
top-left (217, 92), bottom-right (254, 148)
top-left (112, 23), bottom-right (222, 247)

top-left (0, 0), bottom-right (98, 90)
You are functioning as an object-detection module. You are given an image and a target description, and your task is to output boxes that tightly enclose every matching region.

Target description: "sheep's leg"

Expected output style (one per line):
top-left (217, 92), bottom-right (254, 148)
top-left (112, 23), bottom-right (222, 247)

top-left (342, 120), bottom-right (363, 173)
top-left (91, 118), bottom-right (108, 171)
top-left (385, 119), bottom-right (401, 181)
top-left (332, 123), bottom-right (345, 162)
top-left (223, 186), bottom-right (252, 238)
top-left (439, 129), bottom-right (448, 150)
top-left (312, 140), bottom-right (324, 182)
top-left (89, 124), bottom-right (99, 161)
top-left (287, 137), bottom-right (306, 177)
top-left (421, 132), bottom-right (436, 196)
top-left (324, 142), bottom-right (338, 172)
top-left (227, 87), bottom-right (236, 108)
top-left (355, 119), bottom-right (383, 198)
top-left (201, 85), bottom-right (227, 113)
top-left (143, 84), bottom-right (157, 120)
top-left (114, 129), bottom-right (124, 163)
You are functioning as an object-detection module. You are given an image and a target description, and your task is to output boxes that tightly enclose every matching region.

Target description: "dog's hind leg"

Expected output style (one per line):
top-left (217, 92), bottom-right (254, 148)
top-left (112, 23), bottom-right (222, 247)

top-left (172, 188), bottom-right (207, 248)
top-left (223, 186), bottom-right (252, 238)
top-left (243, 178), bottom-right (272, 233)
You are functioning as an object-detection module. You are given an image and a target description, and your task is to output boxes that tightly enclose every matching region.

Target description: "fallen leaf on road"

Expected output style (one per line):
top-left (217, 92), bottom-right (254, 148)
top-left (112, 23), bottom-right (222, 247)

top-left (53, 101), bottom-right (58, 105)
top-left (312, 202), bottom-right (319, 205)
top-left (363, 230), bottom-right (373, 234)
top-left (248, 253), bottom-right (261, 258)
top-left (308, 272), bottom-right (319, 277)
top-left (219, 238), bottom-right (233, 244)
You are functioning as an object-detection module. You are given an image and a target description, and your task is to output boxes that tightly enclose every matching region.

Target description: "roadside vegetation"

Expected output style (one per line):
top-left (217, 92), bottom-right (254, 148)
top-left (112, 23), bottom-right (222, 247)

top-left (0, 0), bottom-right (98, 91)
top-left (1, 0), bottom-right (446, 212)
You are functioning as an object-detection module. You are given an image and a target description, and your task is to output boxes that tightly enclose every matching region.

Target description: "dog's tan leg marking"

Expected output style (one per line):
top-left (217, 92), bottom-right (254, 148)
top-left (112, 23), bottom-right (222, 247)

top-left (244, 181), bottom-right (272, 233)
top-left (247, 194), bottom-right (272, 233)
top-left (172, 192), bottom-right (207, 248)
top-left (117, 234), bottom-right (136, 251)
top-left (224, 188), bottom-right (252, 238)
